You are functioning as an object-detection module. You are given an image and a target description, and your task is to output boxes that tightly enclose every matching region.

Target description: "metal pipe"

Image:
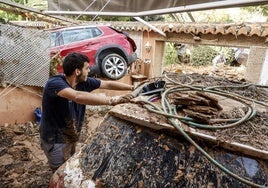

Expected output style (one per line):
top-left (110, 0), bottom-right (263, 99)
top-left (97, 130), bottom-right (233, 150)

top-left (0, 0), bottom-right (77, 24)
top-left (44, 0), bottom-right (268, 17)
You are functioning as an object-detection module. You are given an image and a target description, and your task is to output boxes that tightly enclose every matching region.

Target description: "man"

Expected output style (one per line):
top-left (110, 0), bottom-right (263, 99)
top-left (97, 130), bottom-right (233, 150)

top-left (39, 52), bottom-right (134, 171)
top-left (212, 54), bottom-right (226, 71)
top-left (174, 43), bottom-right (191, 64)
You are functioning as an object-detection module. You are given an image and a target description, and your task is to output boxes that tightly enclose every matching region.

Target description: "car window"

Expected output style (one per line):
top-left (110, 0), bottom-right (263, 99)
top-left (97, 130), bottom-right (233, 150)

top-left (50, 32), bottom-right (64, 47)
top-left (62, 29), bottom-right (81, 44)
top-left (62, 27), bottom-right (102, 45)
top-left (91, 27), bottom-right (102, 37)
top-left (50, 32), bottom-right (56, 47)
top-left (51, 27), bottom-right (103, 47)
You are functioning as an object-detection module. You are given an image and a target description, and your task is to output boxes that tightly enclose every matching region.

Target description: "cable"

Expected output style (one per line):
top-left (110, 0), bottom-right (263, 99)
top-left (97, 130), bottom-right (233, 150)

top-left (76, 0), bottom-right (98, 20)
top-left (204, 84), bottom-right (268, 108)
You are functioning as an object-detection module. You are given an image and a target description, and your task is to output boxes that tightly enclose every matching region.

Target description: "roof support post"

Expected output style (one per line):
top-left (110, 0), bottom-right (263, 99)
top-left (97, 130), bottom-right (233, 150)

top-left (245, 47), bottom-right (268, 85)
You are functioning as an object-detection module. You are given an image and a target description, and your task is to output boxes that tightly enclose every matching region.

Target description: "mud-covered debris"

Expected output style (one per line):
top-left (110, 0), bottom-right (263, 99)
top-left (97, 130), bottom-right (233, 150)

top-left (168, 91), bottom-right (222, 123)
top-left (52, 116), bottom-right (268, 187)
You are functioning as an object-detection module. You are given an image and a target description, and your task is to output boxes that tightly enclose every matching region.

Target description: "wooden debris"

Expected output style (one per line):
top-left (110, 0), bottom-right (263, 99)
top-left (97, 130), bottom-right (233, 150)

top-left (187, 105), bottom-right (219, 115)
top-left (196, 91), bottom-right (223, 110)
top-left (183, 109), bottom-right (213, 124)
top-left (168, 91), bottom-right (222, 123)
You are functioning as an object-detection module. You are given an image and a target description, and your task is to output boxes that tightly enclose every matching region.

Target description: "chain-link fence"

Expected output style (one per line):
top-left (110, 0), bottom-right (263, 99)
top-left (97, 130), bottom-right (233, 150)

top-left (0, 23), bottom-right (50, 87)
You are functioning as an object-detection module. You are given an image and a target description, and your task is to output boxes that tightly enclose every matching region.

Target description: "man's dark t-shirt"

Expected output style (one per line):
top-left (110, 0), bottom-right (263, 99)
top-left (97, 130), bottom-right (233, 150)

top-left (39, 75), bottom-right (101, 144)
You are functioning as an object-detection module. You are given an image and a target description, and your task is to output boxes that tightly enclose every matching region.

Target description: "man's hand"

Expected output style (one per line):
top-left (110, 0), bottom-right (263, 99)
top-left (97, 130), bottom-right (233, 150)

top-left (109, 94), bottom-right (134, 105)
top-left (131, 82), bottom-right (148, 97)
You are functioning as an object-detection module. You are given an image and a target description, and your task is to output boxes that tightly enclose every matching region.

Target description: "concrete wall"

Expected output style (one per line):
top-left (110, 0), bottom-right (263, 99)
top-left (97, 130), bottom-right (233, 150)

top-left (245, 47), bottom-right (268, 85)
top-left (128, 31), bottom-right (143, 58)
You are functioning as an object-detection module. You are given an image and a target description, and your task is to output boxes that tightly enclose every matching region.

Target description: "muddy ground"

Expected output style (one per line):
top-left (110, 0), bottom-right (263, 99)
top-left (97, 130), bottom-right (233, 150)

top-left (0, 108), bottom-right (108, 187)
top-left (0, 64), bottom-right (267, 187)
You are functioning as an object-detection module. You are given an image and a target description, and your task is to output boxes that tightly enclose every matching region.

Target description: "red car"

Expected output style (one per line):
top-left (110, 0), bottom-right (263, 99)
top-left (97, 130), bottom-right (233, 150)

top-left (50, 25), bottom-right (137, 80)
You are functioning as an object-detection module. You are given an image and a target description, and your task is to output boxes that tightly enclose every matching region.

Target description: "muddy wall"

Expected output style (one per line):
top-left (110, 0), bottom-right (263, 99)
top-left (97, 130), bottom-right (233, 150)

top-left (0, 86), bottom-right (43, 125)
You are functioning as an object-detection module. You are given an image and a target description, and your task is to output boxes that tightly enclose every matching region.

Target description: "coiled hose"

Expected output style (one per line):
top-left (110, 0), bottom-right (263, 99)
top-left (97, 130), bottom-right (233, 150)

top-left (134, 75), bottom-right (268, 188)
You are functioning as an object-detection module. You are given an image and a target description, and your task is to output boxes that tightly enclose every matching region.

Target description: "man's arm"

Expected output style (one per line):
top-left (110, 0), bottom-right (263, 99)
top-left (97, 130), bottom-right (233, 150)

top-left (58, 88), bottom-right (111, 105)
top-left (99, 80), bottom-right (134, 91)
top-left (57, 83), bottom-right (134, 106)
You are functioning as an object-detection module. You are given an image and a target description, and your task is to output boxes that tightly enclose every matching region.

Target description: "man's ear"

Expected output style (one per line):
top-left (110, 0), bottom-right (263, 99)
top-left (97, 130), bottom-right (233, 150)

top-left (75, 68), bottom-right (81, 76)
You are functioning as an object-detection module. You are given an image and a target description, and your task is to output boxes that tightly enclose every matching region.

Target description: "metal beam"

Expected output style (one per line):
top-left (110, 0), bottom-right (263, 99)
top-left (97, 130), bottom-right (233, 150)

top-left (44, 0), bottom-right (268, 17)
top-left (187, 12), bottom-right (195, 22)
top-left (170, 14), bottom-right (180, 22)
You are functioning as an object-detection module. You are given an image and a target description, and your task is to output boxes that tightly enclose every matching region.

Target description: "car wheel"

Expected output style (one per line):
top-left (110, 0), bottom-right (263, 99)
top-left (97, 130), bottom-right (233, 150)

top-left (101, 53), bottom-right (127, 80)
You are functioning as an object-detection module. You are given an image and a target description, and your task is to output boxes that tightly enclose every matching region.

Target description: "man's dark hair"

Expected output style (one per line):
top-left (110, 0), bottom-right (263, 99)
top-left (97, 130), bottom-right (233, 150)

top-left (63, 52), bottom-right (89, 76)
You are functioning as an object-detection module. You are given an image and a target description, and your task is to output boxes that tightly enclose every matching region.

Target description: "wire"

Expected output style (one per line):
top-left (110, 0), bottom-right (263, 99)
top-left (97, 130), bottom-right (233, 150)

top-left (76, 0), bottom-right (98, 20)
top-left (161, 86), bottom-right (254, 129)
top-left (169, 118), bottom-right (267, 188)
top-left (19, 86), bottom-right (43, 98)
top-left (91, 0), bottom-right (111, 22)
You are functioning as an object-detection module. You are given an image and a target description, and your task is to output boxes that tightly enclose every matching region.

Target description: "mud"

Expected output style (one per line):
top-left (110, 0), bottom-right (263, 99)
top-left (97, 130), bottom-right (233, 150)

top-left (0, 110), bottom-right (106, 188)
top-left (79, 115), bottom-right (268, 187)
top-left (0, 65), bottom-right (267, 187)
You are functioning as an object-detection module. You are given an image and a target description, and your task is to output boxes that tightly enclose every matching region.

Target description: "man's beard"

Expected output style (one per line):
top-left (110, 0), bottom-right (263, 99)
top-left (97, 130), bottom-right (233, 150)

top-left (77, 72), bottom-right (87, 82)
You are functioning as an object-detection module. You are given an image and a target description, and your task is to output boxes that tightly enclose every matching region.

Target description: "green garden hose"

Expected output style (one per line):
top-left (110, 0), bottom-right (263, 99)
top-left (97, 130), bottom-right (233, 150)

top-left (134, 74), bottom-right (268, 187)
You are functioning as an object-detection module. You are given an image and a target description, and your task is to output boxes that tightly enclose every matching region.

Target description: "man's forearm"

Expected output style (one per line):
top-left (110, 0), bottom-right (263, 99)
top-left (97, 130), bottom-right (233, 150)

top-left (100, 80), bottom-right (134, 91)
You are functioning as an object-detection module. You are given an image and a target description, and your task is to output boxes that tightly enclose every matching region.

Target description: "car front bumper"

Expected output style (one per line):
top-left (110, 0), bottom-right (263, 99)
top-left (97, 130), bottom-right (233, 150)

top-left (127, 52), bottom-right (137, 65)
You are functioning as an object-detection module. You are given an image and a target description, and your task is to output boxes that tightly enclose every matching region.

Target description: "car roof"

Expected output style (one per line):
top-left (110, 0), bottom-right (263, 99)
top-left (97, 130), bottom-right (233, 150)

top-left (49, 24), bottom-right (112, 32)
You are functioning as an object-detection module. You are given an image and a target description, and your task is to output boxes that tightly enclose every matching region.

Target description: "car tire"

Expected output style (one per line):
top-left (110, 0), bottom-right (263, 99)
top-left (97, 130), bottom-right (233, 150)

top-left (101, 53), bottom-right (127, 80)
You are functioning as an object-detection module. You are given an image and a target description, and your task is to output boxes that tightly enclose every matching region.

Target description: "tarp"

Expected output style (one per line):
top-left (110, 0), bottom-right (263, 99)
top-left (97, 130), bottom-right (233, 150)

top-left (46, 0), bottom-right (268, 16)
